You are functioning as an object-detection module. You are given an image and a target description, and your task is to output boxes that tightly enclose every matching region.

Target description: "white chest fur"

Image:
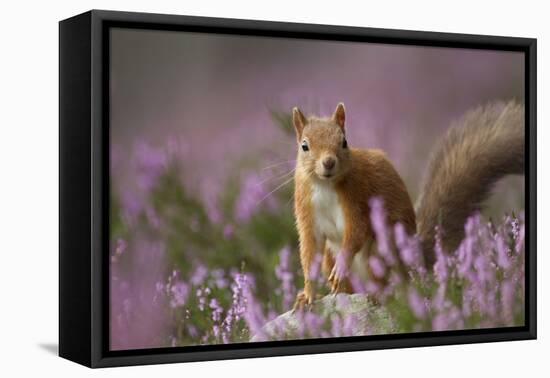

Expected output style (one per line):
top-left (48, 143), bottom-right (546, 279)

top-left (311, 183), bottom-right (369, 279)
top-left (311, 183), bottom-right (345, 249)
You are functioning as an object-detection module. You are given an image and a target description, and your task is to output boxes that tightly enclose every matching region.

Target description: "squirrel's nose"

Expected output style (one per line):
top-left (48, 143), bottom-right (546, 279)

top-left (323, 157), bottom-right (336, 170)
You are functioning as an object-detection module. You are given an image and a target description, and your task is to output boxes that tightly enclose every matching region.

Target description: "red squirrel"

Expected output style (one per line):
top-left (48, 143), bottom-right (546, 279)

top-left (292, 102), bottom-right (524, 309)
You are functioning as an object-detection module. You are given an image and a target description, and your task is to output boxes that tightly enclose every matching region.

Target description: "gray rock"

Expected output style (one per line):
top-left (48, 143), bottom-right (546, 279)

top-left (250, 293), bottom-right (396, 342)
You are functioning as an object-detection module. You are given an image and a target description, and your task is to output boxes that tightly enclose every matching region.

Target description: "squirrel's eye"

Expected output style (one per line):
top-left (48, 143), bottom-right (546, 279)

top-left (342, 138), bottom-right (348, 149)
top-left (301, 141), bottom-right (309, 152)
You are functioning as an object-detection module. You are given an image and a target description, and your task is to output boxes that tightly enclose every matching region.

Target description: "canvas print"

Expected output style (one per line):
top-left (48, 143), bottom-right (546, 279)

top-left (109, 28), bottom-right (525, 350)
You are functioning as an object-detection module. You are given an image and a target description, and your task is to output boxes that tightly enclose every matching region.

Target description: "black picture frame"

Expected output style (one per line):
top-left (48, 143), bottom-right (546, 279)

top-left (59, 9), bottom-right (537, 368)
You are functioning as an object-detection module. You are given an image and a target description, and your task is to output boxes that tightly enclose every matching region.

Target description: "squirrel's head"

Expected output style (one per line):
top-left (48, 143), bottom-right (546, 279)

top-left (292, 103), bottom-right (351, 182)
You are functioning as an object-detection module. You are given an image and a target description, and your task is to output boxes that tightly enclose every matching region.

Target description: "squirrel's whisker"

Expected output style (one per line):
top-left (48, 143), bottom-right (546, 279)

top-left (284, 192), bottom-right (295, 208)
top-left (260, 160), bottom-right (296, 171)
top-left (256, 168), bottom-right (296, 187)
top-left (256, 176), bottom-right (295, 206)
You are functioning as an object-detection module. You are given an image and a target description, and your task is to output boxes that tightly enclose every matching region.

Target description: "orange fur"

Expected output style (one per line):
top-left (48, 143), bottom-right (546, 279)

top-left (293, 173), bottom-right (318, 306)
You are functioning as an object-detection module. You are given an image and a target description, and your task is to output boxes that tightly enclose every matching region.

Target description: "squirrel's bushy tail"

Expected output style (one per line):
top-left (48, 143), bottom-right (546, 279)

top-left (416, 101), bottom-right (525, 265)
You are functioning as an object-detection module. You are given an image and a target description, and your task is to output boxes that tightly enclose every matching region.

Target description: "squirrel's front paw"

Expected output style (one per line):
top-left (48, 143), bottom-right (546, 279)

top-left (328, 252), bottom-right (352, 294)
top-left (293, 290), bottom-right (314, 311)
top-left (328, 267), bottom-right (345, 294)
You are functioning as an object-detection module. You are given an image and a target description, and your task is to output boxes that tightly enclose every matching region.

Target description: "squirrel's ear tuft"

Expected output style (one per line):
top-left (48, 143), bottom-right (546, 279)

top-left (292, 107), bottom-right (307, 139)
top-left (332, 103), bottom-right (346, 132)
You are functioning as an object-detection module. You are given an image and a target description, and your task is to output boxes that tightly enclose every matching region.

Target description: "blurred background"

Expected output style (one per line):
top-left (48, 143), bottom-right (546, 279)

top-left (109, 28), bottom-right (525, 350)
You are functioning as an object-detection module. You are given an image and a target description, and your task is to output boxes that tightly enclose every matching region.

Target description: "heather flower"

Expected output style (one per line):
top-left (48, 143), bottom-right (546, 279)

top-left (223, 271), bottom-right (249, 336)
top-left (205, 194), bottom-right (223, 225)
top-left (395, 223), bottom-right (423, 269)
top-left (464, 214), bottom-right (482, 235)
top-left (461, 288), bottom-right (473, 318)
top-left (308, 252), bottom-right (323, 283)
top-left (408, 287), bottom-right (428, 320)
top-left (495, 234), bottom-right (511, 269)
top-left (333, 251), bottom-right (351, 280)
top-left (191, 264), bottom-right (208, 286)
top-left (211, 269), bottom-right (229, 289)
top-left (243, 286), bottom-right (268, 341)
top-left (145, 205), bottom-right (161, 229)
top-left (155, 282), bottom-right (165, 294)
top-left (369, 197), bottom-right (396, 266)
top-left (500, 279), bottom-right (515, 324)
top-left (305, 312), bottom-right (325, 335)
top-left (432, 285), bottom-right (448, 312)
top-left (134, 141), bottom-right (168, 192)
top-left (515, 222), bottom-right (525, 254)
top-left (457, 234), bottom-right (474, 277)
top-left (485, 292), bottom-right (498, 319)
top-left (275, 246), bottom-right (296, 310)
top-left (235, 172), bottom-right (278, 222)
top-left (432, 307), bottom-right (464, 331)
top-left (111, 238), bottom-right (127, 263)
top-left (336, 294), bottom-right (351, 308)
top-left (349, 273), bottom-right (368, 294)
top-left (330, 314), bottom-right (344, 337)
top-left (212, 324), bottom-right (221, 338)
top-left (120, 191), bottom-right (143, 226)
top-left (196, 287), bottom-right (211, 311)
top-left (474, 254), bottom-right (494, 286)
top-left (365, 281), bottom-right (382, 296)
top-left (368, 256), bottom-right (386, 278)
top-left (297, 311), bottom-right (325, 338)
top-left (187, 324), bottom-right (198, 339)
top-left (110, 239), bottom-right (169, 350)
top-left (342, 314), bottom-right (360, 336)
top-left (223, 224), bottom-right (235, 240)
top-left (511, 216), bottom-right (520, 241)
top-left (169, 281), bottom-right (190, 308)
top-left (115, 238), bottom-right (127, 255)
top-left (209, 298), bottom-right (223, 322)
top-left (433, 226), bottom-right (448, 284)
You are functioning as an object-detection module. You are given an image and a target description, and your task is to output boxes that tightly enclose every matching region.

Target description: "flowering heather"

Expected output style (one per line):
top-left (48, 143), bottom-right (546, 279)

top-left (110, 112), bottom-right (524, 348)
top-left (108, 30), bottom-right (525, 349)
top-left (235, 172), bottom-right (279, 222)
top-left (111, 168), bottom-right (525, 347)
top-left (275, 246), bottom-right (296, 311)
top-left (369, 198), bottom-right (397, 267)
top-left (134, 142), bottom-right (169, 193)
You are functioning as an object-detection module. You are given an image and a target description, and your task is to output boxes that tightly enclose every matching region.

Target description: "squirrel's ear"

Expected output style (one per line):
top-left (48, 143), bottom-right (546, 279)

top-left (292, 107), bottom-right (307, 139)
top-left (332, 103), bottom-right (346, 132)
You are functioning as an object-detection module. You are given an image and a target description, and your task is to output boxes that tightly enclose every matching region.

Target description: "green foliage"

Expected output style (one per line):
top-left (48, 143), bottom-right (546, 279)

top-left (269, 109), bottom-right (294, 136)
